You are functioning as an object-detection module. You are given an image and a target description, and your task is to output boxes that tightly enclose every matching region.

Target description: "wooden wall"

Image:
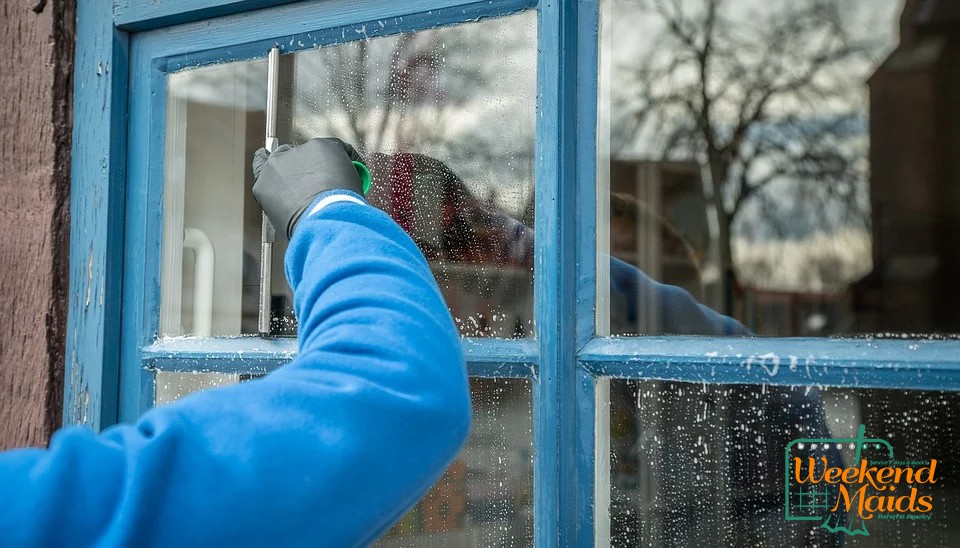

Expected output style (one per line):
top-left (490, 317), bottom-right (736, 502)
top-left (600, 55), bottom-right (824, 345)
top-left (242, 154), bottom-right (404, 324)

top-left (0, 0), bottom-right (75, 449)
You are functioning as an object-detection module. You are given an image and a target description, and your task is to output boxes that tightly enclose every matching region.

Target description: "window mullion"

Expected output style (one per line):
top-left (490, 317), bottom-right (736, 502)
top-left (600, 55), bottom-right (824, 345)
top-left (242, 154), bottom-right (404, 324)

top-left (534, 0), bottom-right (598, 545)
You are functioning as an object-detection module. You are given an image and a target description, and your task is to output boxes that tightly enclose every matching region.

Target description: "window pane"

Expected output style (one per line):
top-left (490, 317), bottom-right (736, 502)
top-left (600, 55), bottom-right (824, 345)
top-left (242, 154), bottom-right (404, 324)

top-left (606, 379), bottom-right (959, 547)
top-left (160, 60), bottom-right (267, 337)
top-left (596, 0), bottom-right (960, 337)
top-left (155, 371), bottom-right (242, 404)
top-left (379, 378), bottom-right (533, 547)
top-left (161, 11), bottom-right (537, 338)
top-left (154, 374), bottom-right (533, 546)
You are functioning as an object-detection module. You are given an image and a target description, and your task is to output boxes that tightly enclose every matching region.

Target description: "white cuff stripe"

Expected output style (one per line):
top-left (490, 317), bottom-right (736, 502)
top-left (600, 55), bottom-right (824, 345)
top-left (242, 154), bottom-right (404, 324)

top-left (308, 194), bottom-right (367, 216)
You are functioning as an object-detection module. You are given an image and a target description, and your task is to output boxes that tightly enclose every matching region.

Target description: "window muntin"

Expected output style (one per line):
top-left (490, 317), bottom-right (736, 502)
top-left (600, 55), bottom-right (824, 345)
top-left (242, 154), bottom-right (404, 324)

top-left (160, 11), bottom-right (537, 339)
top-left (595, 0), bottom-right (959, 338)
top-left (607, 378), bottom-right (958, 547)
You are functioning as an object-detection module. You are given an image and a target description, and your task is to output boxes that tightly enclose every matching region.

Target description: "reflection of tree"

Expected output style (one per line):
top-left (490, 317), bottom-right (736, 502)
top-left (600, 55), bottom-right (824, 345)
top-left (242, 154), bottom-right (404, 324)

top-left (298, 29), bottom-right (490, 154)
top-left (614, 0), bottom-right (880, 312)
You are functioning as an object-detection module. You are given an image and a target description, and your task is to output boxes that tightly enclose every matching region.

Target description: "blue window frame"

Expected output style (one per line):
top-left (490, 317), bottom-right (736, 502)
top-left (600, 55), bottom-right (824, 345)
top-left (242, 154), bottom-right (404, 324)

top-left (69, 0), bottom-right (960, 546)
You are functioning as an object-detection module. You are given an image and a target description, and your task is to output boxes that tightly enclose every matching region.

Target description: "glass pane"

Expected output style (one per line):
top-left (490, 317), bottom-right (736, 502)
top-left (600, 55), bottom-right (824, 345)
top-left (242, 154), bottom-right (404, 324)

top-left (161, 11), bottom-right (537, 338)
top-left (154, 374), bottom-right (533, 546)
top-left (160, 60), bottom-right (267, 337)
top-left (596, 0), bottom-right (960, 338)
top-left (607, 379), bottom-right (959, 547)
top-left (155, 371), bottom-right (243, 405)
top-left (379, 378), bottom-right (533, 547)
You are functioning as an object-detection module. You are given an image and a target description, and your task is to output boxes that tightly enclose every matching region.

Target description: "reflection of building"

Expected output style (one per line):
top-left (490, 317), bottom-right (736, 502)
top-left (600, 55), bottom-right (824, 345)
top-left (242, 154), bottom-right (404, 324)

top-left (849, 4), bottom-right (960, 523)
top-left (741, 289), bottom-right (848, 337)
top-left (609, 160), bottom-right (713, 332)
top-left (853, 0), bottom-right (960, 333)
top-left (609, 161), bottom-right (710, 295)
top-left (608, 159), bottom-right (851, 336)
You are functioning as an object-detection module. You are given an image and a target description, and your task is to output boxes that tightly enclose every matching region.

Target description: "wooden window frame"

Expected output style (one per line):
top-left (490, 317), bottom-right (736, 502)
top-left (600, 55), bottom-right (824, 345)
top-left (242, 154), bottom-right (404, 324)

top-left (69, 1), bottom-right (960, 545)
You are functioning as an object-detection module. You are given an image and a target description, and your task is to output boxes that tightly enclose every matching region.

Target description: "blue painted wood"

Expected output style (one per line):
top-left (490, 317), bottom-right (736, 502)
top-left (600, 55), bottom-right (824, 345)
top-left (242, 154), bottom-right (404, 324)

top-left (575, 1), bottom-right (598, 349)
top-left (139, 367), bottom-right (156, 416)
top-left (115, 0), bottom-right (301, 31)
top-left (135, 0), bottom-right (537, 72)
top-left (64, 0), bottom-right (130, 430)
top-left (142, 339), bottom-right (298, 376)
top-left (533, 0), bottom-right (585, 544)
top-left (574, 1), bottom-right (600, 543)
top-left (140, 337), bottom-right (537, 377)
top-left (119, 35), bottom-right (168, 424)
top-left (143, 359), bottom-right (534, 379)
top-left (576, 367), bottom-right (597, 547)
top-left (462, 338), bottom-right (539, 377)
top-left (580, 337), bottom-right (960, 390)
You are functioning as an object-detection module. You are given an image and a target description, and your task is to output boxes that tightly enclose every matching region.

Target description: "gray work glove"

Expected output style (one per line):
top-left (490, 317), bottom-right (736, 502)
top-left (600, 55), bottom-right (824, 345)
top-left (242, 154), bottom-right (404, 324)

top-left (252, 137), bottom-right (364, 239)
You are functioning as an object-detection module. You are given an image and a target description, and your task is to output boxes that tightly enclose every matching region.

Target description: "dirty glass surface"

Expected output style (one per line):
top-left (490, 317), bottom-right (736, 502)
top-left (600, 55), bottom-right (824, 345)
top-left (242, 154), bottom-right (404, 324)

top-left (596, 0), bottom-right (960, 338)
top-left (160, 10), bottom-right (537, 338)
top-left (607, 379), bottom-right (959, 547)
top-left (155, 374), bottom-right (534, 547)
top-left (378, 378), bottom-right (533, 548)
top-left (155, 371), bottom-right (243, 404)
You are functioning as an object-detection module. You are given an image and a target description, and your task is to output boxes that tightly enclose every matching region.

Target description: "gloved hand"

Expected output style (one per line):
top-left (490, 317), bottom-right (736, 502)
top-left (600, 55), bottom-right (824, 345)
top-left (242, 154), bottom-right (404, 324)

top-left (252, 137), bottom-right (364, 239)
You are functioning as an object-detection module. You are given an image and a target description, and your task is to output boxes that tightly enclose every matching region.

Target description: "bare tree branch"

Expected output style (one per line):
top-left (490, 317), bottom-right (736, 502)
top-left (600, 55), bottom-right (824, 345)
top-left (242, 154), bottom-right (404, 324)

top-left (613, 0), bottom-right (881, 309)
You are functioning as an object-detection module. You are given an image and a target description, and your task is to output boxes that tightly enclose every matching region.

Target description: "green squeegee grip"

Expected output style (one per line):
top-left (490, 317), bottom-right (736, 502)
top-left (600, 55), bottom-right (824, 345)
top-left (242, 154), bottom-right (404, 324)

top-left (352, 161), bottom-right (372, 196)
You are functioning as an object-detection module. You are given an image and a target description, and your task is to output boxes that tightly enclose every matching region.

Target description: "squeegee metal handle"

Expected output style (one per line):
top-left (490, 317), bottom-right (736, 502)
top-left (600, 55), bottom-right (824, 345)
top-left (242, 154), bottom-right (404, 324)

top-left (258, 46), bottom-right (280, 336)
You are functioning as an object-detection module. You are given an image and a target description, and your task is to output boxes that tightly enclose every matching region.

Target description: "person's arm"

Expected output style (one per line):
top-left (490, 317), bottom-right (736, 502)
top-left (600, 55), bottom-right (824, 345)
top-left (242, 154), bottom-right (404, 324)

top-left (609, 256), bottom-right (749, 336)
top-left (0, 141), bottom-right (471, 547)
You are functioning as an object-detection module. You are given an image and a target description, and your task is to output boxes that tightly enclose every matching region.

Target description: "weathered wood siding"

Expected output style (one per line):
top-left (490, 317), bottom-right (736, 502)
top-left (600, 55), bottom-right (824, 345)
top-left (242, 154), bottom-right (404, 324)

top-left (0, 0), bottom-right (75, 449)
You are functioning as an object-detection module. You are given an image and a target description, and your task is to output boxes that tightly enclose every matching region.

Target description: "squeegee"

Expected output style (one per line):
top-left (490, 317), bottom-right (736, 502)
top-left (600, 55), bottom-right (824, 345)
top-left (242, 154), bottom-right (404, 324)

top-left (257, 46), bottom-right (372, 336)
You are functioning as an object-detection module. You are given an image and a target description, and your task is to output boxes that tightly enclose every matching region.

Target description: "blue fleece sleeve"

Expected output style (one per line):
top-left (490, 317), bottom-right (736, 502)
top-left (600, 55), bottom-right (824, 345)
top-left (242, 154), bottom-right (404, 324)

top-left (0, 191), bottom-right (471, 547)
top-left (609, 256), bottom-right (749, 336)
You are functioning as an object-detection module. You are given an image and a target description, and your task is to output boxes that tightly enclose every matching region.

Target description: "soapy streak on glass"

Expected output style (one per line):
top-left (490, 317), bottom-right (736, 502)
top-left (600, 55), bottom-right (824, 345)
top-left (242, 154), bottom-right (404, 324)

top-left (607, 378), bottom-right (959, 547)
top-left (160, 10), bottom-right (537, 339)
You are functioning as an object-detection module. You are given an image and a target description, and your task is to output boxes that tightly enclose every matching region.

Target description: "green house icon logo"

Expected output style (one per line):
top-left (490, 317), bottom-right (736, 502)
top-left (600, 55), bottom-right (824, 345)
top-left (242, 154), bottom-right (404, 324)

top-left (784, 424), bottom-right (895, 537)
